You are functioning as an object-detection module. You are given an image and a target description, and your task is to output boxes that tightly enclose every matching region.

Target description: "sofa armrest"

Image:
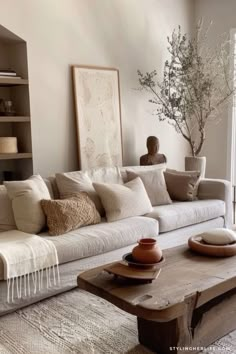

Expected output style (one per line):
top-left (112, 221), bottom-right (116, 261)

top-left (198, 179), bottom-right (233, 229)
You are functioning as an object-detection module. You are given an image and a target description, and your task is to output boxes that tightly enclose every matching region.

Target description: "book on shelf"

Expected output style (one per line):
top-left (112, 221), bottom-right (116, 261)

top-left (0, 72), bottom-right (17, 76)
top-left (0, 69), bottom-right (17, 76)
top-left (0, 75), bottom-right (22, 79)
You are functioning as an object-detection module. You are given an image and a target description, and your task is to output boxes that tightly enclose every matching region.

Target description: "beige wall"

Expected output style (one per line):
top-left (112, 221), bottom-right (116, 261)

top-left (0, 0), bottom-right (193, 176)
top-left (194, 0), bottom-right (236, 179)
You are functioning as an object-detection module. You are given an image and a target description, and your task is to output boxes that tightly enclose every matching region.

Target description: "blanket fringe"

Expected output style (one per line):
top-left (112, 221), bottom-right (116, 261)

top-left (7, 265), bottom-right (60, 303)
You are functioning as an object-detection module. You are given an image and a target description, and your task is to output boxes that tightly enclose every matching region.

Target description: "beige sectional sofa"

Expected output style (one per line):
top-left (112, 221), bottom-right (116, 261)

top-left (0, 165), bottom-right (232, 315)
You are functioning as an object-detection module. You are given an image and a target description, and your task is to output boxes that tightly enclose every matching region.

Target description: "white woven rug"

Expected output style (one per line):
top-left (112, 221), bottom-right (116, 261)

top-left (0, 288), bottom-right (235, 354)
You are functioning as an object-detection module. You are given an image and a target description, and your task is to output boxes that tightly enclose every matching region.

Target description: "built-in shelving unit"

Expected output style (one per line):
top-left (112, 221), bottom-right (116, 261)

top-left (0, 25), bottom-right (33, 183)
top-left (0, 153), bottom-right (32, 160)
top-left (0, 78), bottom-right (28, 86)
top-left (0, 116), bottom-right (30, 122)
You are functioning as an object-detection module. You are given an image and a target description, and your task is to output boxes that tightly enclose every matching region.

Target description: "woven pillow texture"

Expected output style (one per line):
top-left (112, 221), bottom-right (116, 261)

top-left (41, 193), bottom-right (101, 236)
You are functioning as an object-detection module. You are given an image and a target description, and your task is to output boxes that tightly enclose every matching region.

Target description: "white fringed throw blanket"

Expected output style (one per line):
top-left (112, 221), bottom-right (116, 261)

top-left (0, 230), bottom-right (60, 302)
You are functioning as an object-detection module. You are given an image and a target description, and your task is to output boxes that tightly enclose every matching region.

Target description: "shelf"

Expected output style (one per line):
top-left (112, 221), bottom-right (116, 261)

top-left (0, 78), bottom-right (28, 86)
top-left (0, 153), bottom-right (32, 160)
top-left (0, 116), bottom-right (30, 122)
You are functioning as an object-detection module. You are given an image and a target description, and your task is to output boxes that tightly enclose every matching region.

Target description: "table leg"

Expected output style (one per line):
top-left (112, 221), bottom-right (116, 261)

top-left (137, 288), bottom-right (236, 354)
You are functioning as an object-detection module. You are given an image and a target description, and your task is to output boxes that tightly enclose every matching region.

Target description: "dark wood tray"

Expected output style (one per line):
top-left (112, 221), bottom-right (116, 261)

top-left (104, 262), bottom-right (161, 282)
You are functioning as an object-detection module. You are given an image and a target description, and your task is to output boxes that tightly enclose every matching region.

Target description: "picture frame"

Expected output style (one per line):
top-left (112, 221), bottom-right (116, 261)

top-left (72, 65), bottom-right (123, 170)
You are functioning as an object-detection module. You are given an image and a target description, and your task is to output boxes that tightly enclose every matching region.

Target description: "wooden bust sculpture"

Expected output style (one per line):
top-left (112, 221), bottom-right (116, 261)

top-left (140, 136), bottom-right (167, 166)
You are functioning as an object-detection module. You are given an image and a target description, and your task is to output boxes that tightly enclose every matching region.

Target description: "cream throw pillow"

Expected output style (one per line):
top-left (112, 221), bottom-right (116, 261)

top-left (55, 172), bottom-right (104, 215)
top-left (126, 169), bottom-right (171, 206)
top-left (4, 175), bottom-right (51, 234)
top-left (93, 177), bottom-right (153, 222)
top-left (0, 186), bottom-right (16, 231)
top-left (55, 168), bottom-right (123, 216)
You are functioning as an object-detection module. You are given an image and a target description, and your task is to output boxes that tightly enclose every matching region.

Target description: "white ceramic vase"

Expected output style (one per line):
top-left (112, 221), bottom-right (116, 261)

top-left (185, 156), bottom-right (206, 178)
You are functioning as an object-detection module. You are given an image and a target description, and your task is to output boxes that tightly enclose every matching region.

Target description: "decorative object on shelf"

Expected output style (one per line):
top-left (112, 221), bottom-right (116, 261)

top-left (122, 252), bottom-right (165, 269)
top-left (188, 232), bottom-right (236, 257)
top-left (138, 21), bottom-right (236, 177)
top-left (0, 137), bottom-right (18, 153)
top-left (0, 68), bottom-right (17, 77)
top-left (72, 65), bottom-right (123, 170)
top-left (131, 238), bottom-right (163, 264)
top-left (0, 99), bottom-right (16, 116)
top-left (140, 136), bottom-right (167, 166)
top-left (104, 262), bottom-right (161, 283)
top-left (4, 100), bottom-right (15, 116)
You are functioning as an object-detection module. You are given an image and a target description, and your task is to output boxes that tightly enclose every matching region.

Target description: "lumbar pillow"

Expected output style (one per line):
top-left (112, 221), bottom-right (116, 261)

top-left (201, 228), bottom-right (236, 245)
top-left (93, 177), bottom-right (153, 222)
top-left (126, 169), bottom-right (171, 206)
top-left (0, 186), bottom-right (16, 231)
top-left (41, 193), bottom-right (101, 236)
top-left (164, 170), bottom-right (200, 201)
top-left (4, 175), bottom-right (51, 234)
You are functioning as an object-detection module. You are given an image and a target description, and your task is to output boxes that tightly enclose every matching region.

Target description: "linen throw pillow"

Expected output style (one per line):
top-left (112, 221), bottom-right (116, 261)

top-left (56, 172), bottom-right (104, 215)
top-left (164, 170), bottom-right (200, 201)
top-left (126, 169), bottom-right (172, 206)
top-left (0, 186), bottom-right (16, 231)
top-left (93, 177), bottom-right (153, 222)
top-left (55, 167), bottom-right (123, 216)
top-left (165, 169), bottom-right (201, 200)
top-left (4, 175), bottom-right (51, 234)
top-left (41, 193), bottom-right (101, 236)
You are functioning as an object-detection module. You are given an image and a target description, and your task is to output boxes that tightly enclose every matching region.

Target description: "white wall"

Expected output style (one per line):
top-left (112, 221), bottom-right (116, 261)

top-left (0, 0), bottom-right (193, 176)
top-left (194, 0), bottom-right (236, 179)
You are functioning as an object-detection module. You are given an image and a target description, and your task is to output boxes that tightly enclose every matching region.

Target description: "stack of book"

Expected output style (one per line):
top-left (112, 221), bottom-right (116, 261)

top-left (0, 69), bottom-right (21, 79)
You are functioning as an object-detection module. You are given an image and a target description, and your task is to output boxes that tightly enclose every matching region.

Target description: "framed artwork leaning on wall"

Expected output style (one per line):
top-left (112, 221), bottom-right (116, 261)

top-left (72, 65), bottom-right (123, 170)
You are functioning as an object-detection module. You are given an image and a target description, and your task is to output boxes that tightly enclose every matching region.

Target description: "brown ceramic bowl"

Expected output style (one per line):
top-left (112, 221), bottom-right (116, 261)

top-left (188, 235), bottom-right (236, 257)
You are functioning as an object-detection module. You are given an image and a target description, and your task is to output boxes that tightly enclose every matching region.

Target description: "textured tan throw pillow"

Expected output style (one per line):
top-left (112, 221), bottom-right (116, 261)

top-left (126, 169), bottom-right (171, 206)
top-left (41, 193), bottom-right (101, 236)
top-left (4, 175), bottom-right (51, 234)
top-left (164, 171), bottom-right (200, 201)
top-left (93, 177), bottom-right (153, 222)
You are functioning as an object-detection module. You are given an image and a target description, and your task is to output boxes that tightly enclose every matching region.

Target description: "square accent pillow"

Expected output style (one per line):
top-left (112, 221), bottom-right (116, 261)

top-left (93, 177), bottom-right (153, 222)
top-left (164, 170), bottom-right (200, 201)
top-left (55, 167), bottom-right (123, 216)
top-left (41, 193), bottom-right (101, 236)
top-left (56, 172), bottom-right (104, 215)
top-left (126, 169), bottom-right (171, 206)
top-left (4, 175), bottom-right (51, 234)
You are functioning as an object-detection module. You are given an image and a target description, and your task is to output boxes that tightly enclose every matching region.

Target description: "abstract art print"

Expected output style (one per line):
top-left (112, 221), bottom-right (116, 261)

top-left (72, 65), bottom-right (123, 170)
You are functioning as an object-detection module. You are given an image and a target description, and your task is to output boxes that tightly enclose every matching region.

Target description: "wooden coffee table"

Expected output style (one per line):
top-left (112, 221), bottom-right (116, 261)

top-left (77, 245), bottom-right (236, 354)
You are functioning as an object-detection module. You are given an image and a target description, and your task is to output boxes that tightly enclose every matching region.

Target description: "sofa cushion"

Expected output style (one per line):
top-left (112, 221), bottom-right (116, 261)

top-left (93, 177), bottom-right (153, 222)
top-left (145, 199), bottom-right (225, 233)
top-left (0, 186), bottom-right (16, 231)
top-left (0, 216), bottom-right (158, 280)
top-left (44, 216), bottom-right (158, 265)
